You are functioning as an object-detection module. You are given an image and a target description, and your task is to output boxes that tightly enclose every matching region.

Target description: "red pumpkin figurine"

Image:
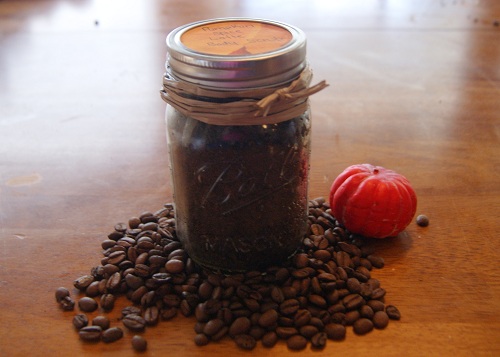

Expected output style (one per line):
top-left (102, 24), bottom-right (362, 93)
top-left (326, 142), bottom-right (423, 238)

top-left (329, 164), bottom-right (417, 238)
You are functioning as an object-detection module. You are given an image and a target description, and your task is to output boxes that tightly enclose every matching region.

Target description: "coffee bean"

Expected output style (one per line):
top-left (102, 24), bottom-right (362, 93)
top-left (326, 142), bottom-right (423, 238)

top-left (347, 278), bottom-right (362, 293)
top-left (85, 281), bottom-right (101, 297)
top-left (203, 318), bottom-right (225, 336)
top-left (367, 255), bottom-right (385, 269)
top-left (194, 333), bottom-right (210, 346)
top-left (293, 309), bottom-right (312, 327)
top-left (72, 314), bottom-right (88, 330)
top-left (100, 294), bottom-right (115, 311)
top-left (122, 306), bottom-right (142, 317)
top-left (79, 326), bottom-right (102, 342)
top-left (134, 264), bottom-right (150, 278)
top-left (324, 323), bottom-right (346, 340)
top-left (335, 251), bottom-right (352, 267)
top-left (144, 306), bottom-right (160, 325)
top-left (128, 217), bottom-right (141, 229)
top-left (416, 214), bottom-right (429, 227)
top-left (309, 294), bottom-right (327, 308)
top-left (217, 307), bottom-right (233, 325)
top-left (293, 253), bottom-right (309, 268)
top-left (107, 251), bottom-right (126, 265)
top-left (373, 310), bottom-right (390, 329)
top-left (367, 299), bottom-right (385, 312)
top-left (311, 332), bottom-right (328, 349)
top-left (343, 294), bottom-right (365, 310)
top-left (55, 287), bottom-right (70, 302)
top-left (287, 335), bottom-right (308, 350)
top-left (275, 267), bottom-right (290, 283)
top-left (338, 241), bottom-right (361, 257)
top-left (371, 287), bottom-right (386, 300)
top-left (122, 314), bottom-right (146, 331)
top-left (234, 334), bottom-right (256, 350)
top-left (229, 317), bottom-right (251, 337)
top-left (276, 326), bottom-right (298, 339)
top-left (180, 299), bottom-right (193, 317)
top-left (92, 316), bottom-right (110, 330)
top-left (280, 299), bottom-right (300, 315)
top-left (60, 296), bottom-right (75, 311)
top-left (353, 266), bottom-right (371, 282)
top-left (386, 305), bottom-right (401, 320)
top-left (107, 231), bottom-right (124, 241)
top-left (102, 264), bottom-right (120, 277)
top-left (310, 223), bottom-right (324, 236)
top-left (212, 326), bottom-right (229, 341)
top-left (353, 318), bottom-right (374, 335)
top-left (165, 259), bottom-right (185, 274)
top-left (360, 305), bottom-right (374, 319)
top-left (258, 309), bottom-right (278, 327)
top-left (249, 325), bottom-right (266, 340)
top-left (106, 271), bottom-right (122, 291)
top-left (131, 335), bottom-right (148, 352)
top-left (102, 327), bottom-right (123, 343)
top-left (292, 268), bottom-right (311, 279)
top-left (261, 331), bottom-right (278, 348)
top-left (344, 310), bottom-right (360, 325)
top-left (161, 307), bottom-right (177, 321)
top-left (74, 275), bottom-right (94, 291)
top-left (299, 325), bottom-right (319, 339)
top-left (198, 282), bottom-right (213, 300)
top-left (78, 297), bottom-right (98, 312)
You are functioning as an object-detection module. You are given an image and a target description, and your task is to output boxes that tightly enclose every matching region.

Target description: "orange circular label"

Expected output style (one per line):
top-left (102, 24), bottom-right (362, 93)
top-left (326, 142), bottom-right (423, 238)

top-left (180, 20), bottom-right (293, 56)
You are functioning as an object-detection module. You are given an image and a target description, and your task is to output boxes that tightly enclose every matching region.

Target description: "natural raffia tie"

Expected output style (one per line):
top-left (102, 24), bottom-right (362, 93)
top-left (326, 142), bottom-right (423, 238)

top-left (160, 66), bottom-right (328, 126)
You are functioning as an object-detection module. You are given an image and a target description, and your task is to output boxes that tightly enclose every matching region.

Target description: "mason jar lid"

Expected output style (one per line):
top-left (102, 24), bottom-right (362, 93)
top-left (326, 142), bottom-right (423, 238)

top-left (165, 18), bottom-right (307, 90)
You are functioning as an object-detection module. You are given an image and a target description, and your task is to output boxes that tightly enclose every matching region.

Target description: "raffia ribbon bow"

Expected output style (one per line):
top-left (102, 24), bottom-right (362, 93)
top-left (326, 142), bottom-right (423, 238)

top-left (160, 66), bottom-right (328, 126)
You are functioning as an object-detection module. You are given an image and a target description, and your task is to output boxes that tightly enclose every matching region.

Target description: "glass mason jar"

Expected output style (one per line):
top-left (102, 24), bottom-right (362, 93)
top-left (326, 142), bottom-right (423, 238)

top-left (161, 18), bottom-right (324, 272)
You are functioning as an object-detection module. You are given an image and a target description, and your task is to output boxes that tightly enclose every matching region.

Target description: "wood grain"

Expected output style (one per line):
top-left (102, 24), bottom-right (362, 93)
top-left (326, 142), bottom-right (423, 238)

top-left (1, 0), bottom-right (499, 356)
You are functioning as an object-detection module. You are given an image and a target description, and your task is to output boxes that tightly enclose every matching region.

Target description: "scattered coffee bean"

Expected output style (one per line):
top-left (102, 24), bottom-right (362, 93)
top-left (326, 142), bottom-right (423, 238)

top-left (311, 332), bottom-right (328, 349)
top-left (300, 325), bottom-right (319, 339)
top-left (92, 316), bottom-right (110, 330)
top-left (122, 314), bottom-right (146, 331)
top-left (59, 296), bottom-right (75, 311)
top-left (79, 326), bottom-right (102, 342)
top-left (102, 327), bottom-right (123, 343)
top-left (234, 334), bottom-right (256, 350)
top-left (194, 333), bottom-right (210, 346)
top-left (122, 306), bottom-right (141, 317)
top-left (258, 309), bottom-right (278, 327)
top-left (72, 314), bottom-right (88, 330)
top-left (131, 335), bottom-right (148, 352)
top-left (324, 323), bottom-right (346, 340)
top-left (229, 317), bottom-right (251, 337)
top-left (57, 198), bottom-right (402, 352)
top-left (287, 334), bottom-right (308, 350)
top-left (203, 318), bottom-right (225, 337)
top-left (367, 255), bottom-right (385, 269)
top-left (55, 287), bottom-right (70, 302)
top-left (261, 331), bottom-right (278, 348)
top-left (100, 293), bottom-right (115, 311)
top-left (78, 297), bottom-right (98, 312)
top-left (386, 305), bottom-right (401, 320)
top-left (74, 275), bottom-right (94, 290)
top-left (144, 306), bottom-right (160, 326)
top-left (353, 318), bottom-right (374, 335)
top-left (372, 310), bottom-right (390, 329)
top-left (416, 214), bottom-right (429, 227)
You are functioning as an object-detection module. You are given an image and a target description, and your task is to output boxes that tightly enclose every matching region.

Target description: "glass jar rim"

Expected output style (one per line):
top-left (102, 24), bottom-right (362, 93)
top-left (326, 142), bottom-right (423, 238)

top-left (165, 17), bottom-right (307, 90)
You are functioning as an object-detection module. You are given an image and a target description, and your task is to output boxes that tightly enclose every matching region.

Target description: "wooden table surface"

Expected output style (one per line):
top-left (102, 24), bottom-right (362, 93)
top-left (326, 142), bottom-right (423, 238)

top-left (1, 1), bottom-right (499, 356)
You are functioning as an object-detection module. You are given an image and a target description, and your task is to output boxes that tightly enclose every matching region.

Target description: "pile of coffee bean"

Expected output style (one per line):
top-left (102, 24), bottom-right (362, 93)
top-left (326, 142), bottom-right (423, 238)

top-left (56, 198), bottom-right (401, 351)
